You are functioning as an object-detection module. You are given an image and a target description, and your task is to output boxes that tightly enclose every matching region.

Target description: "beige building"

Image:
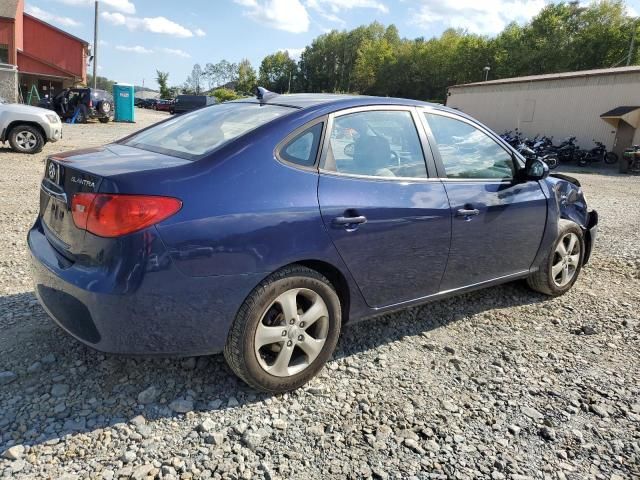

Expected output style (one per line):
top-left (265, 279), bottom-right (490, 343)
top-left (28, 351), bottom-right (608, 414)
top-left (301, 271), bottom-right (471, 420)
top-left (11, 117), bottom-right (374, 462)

top-left (446, 66), bottom-right (640, 159)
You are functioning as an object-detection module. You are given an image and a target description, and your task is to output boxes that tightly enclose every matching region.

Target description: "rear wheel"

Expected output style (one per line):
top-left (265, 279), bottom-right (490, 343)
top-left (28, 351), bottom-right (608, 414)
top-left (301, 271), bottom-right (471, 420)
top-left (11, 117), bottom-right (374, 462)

top-left (527, 220), bottom-right (584, 296)
top-left (8, 125), bottom-right (45, 154)
top-left (75, 105), bottom-right (88, 124)
top-left (224, 265), bottom-right (341, 392)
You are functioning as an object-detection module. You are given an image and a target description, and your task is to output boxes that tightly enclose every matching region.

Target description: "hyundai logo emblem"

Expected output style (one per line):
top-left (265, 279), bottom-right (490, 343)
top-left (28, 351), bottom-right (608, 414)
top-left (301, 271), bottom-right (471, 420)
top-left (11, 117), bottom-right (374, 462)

top-left (48, 162), bottom-right (57, 182)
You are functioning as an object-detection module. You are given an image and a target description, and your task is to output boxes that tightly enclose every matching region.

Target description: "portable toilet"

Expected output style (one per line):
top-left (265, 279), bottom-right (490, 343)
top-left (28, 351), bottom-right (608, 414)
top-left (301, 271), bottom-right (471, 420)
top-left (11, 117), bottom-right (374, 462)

top-left (113, 83), bottom-right (135, 122)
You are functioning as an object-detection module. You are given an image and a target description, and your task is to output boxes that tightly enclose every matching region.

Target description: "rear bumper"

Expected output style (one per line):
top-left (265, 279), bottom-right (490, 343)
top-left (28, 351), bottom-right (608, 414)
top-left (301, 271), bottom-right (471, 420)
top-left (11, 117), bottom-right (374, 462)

top-left (28, 218), bottom-right (263, 356)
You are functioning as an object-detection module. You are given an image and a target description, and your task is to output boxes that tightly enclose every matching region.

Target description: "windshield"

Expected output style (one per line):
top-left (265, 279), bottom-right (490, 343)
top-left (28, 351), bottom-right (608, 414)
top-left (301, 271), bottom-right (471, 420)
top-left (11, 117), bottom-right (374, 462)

top-left (123, 102), bottom-right (293, 160)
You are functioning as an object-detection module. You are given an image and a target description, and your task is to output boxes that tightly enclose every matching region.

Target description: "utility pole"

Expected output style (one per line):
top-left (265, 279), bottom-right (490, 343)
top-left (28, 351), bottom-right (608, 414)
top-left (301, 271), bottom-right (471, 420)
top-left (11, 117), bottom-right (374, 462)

top-left (92, 1), bottom-right (99, 88)
top-left (627, 19), bottom-right (637, 66)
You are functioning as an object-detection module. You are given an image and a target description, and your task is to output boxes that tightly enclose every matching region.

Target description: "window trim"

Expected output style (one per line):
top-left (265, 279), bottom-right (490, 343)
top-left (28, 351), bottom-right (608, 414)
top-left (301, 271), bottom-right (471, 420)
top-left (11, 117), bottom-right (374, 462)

top-left (274, 115), bottom-right (328, 172)
top-left (418, 107), bottom-right (522, 183)
top-left (318, 105), bottom-right (438, 182)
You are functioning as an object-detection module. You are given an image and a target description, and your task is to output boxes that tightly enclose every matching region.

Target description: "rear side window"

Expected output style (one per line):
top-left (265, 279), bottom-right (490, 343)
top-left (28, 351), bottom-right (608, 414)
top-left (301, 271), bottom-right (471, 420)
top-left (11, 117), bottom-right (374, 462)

top-left (425, 113), bottom-right (515, 180)
top-left (279, 123), bottom-right (323, 167)
top-left (123, 103), bottom-right (293, 160)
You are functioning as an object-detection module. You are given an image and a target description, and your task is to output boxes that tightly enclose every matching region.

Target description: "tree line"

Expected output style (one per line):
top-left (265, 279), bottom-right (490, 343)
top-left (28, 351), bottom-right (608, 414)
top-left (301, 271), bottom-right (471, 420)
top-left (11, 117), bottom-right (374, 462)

top-left (174, 0), bottom-right (637, 102)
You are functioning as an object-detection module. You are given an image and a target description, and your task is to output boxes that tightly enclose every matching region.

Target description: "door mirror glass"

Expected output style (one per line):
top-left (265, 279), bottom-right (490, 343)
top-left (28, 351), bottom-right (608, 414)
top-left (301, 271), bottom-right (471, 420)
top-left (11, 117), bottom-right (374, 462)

top-left (525, 157), bottom-right (549, 180)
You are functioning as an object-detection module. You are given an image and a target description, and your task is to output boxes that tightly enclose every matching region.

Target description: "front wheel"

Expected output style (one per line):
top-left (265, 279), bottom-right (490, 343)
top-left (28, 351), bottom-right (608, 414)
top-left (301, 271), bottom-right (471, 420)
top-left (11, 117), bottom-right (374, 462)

top-left (544, 156), bottom-right (559, 169)
top-left (527, 220), bottom-right (584, 296)
top-left (605, 151), bottom-right (618, 164)
top-left (224, 265), bottom-right (342, 392)
top-left (8, 125), bottom-right (45, 154)
top-left (98, 117), bottom-right (110, 124)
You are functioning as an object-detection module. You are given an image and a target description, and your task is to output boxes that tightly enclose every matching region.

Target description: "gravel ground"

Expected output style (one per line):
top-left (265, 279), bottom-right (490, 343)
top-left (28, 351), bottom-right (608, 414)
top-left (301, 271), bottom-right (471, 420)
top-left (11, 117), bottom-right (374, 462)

top-left (0, 111), bottom-right (638, 480)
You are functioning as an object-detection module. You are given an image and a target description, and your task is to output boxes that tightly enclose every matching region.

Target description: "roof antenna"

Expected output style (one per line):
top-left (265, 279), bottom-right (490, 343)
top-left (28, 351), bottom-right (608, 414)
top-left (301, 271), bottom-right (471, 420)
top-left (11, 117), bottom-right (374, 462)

top-left (256, 86), bottom-right (278, 104)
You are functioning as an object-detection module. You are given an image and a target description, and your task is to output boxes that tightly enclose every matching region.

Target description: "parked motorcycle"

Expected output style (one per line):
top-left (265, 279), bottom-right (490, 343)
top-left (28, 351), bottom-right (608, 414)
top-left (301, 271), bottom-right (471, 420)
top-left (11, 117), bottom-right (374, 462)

top-left (577, 140), bottom-right (618, 167)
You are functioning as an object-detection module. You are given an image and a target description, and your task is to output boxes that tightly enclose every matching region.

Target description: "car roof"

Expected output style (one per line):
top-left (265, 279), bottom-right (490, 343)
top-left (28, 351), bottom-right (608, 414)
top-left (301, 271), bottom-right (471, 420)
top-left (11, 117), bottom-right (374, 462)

top-left (230, 93), bottom-right (444, 111)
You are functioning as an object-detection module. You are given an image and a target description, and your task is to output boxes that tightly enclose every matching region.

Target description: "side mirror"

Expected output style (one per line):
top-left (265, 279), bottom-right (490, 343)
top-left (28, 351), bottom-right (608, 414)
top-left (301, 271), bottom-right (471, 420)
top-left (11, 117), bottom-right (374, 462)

top-left (525, 157), bottom-right (549, 181)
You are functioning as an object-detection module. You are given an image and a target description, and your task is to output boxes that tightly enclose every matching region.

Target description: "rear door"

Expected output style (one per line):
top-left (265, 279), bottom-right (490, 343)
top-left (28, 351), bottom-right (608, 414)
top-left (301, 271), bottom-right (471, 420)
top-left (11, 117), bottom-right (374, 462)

top-left (420, 109), bottom-right (547, 290)
top-left (317, 106), bottom-right (451, 308)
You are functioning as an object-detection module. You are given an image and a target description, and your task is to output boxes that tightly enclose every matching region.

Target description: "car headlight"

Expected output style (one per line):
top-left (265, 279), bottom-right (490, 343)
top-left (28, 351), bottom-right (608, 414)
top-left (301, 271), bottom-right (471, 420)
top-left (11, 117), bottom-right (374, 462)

top-left (46, 114), bottom-right (60, 123)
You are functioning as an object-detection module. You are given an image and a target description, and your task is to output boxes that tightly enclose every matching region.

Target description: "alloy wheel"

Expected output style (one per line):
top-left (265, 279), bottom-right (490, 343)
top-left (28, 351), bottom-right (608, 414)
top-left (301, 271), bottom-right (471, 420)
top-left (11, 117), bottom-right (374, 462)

top-left (15, 131), bottom-right (37, 151)
top-left (254, 288), bottom-right (329, 377)
top-left (552, 232), bottom-right (580, 287)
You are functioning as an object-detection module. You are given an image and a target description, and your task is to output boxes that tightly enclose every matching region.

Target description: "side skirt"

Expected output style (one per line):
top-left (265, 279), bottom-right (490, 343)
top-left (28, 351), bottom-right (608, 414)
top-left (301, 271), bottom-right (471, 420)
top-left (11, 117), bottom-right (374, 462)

top-left (348, 270), bottom-right (531, 324)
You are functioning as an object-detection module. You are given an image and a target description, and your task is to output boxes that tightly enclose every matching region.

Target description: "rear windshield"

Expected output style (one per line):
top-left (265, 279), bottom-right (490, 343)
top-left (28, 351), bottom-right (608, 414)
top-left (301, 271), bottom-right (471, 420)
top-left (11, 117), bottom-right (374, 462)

top-left (122, 102), bottom-right (293, 160)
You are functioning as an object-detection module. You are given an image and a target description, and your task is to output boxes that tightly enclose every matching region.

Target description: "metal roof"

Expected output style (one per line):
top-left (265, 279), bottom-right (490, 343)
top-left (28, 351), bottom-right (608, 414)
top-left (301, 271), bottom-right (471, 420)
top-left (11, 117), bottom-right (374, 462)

top-left (600, 105), bottom-right (640, 117)
top-left (449, 66), bottom-right (640, 89)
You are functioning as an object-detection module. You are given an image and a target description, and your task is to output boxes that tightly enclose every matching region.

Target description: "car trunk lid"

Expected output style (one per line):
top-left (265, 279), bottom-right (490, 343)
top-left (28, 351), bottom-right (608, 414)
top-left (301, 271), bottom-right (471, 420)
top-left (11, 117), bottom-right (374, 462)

top-left (39, 144), bottom-right (190, 256)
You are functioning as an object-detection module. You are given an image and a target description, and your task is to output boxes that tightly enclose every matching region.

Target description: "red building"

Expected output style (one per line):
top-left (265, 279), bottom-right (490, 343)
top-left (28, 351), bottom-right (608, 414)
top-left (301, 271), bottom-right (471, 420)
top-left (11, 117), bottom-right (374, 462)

top-left (0, 0), bottom-right (88, 103)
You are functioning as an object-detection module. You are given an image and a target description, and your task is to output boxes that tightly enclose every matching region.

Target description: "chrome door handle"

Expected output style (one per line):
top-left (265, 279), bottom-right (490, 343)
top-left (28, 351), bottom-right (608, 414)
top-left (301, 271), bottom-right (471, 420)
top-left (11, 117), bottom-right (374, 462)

top-left (456, 208), bottom-right (480, 216)
top-left (333, 215), bottom-right (367, 225)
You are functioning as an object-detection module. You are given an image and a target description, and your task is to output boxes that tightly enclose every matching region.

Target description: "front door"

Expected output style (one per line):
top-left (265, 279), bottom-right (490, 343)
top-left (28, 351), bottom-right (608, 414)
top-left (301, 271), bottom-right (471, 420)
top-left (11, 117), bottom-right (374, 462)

top-left (421, 110), bottom-right (548, 290)
top-left (318, 108), bottom-right (451, 308)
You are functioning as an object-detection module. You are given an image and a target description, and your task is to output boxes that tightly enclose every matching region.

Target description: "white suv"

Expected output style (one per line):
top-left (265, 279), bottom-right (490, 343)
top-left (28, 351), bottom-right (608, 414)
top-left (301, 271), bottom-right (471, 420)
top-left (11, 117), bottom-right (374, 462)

top-left (0, 101), bottom-right (62, 154)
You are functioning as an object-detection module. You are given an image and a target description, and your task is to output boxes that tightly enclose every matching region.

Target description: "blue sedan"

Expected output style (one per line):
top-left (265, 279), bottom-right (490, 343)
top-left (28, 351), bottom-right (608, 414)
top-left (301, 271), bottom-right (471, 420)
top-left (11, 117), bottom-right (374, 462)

top-left (29, 90), bottom-right (598, 392)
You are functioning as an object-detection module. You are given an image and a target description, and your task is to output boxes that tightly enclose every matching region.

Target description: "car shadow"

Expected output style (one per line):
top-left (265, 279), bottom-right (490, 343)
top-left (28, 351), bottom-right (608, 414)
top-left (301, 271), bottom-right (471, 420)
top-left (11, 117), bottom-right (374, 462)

top-left (0, 280), bottom-right (547, 451)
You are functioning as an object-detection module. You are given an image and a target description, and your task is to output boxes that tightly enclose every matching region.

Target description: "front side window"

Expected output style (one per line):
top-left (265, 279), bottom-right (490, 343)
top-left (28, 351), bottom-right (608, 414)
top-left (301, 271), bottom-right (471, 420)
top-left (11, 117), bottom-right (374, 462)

top-left (324, 110), bottom-right (427, 179)
top-left (123, 103), bottom-right (293, 160)
top-left (425, 113), bottom-right (515, 180)
top-left (280, 122), bottom-right (323, 167)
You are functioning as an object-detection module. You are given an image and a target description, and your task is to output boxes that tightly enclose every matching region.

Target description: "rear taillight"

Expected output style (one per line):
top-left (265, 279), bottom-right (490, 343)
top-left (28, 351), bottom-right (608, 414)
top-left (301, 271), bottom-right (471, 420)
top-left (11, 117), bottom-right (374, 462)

top-left (71, 193), bottom-right (182, 237)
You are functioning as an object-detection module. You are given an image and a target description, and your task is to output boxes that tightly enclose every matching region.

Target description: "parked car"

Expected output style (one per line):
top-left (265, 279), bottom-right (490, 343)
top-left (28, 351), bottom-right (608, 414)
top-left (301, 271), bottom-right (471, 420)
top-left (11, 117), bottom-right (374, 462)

top-left (173, 94), bottom-right (216, 114)
top-left (139, 98), bottom-right (158, 109)
top-left (0, 101), bottom-right (61, 154)
top-left (29, 91), bottom-right (598, 392)
top-left (39, 87), bottom-right (113, 124)
top-left (154, 99), bottom-right (174, 113)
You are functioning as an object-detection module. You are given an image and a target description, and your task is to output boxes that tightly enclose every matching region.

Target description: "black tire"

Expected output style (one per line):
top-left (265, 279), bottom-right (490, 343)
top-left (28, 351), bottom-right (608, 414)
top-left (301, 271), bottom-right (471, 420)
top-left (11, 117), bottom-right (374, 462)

top-left (75, 105), bottom-right (88, 124)
top-left (527, 219), bottom-right (584, 296)
top-left (8, 124), bottom-right (45, 154)
top-left (544, 156), bottom-right (559, 169)
top-left (224, 265), bottom-right (342, 392)
top-left (578, 155), bottom-right (588, 167)
top-left (98, 117), bottom-right (110, 124)
top-left (605, 151), bottom-right (618, 164)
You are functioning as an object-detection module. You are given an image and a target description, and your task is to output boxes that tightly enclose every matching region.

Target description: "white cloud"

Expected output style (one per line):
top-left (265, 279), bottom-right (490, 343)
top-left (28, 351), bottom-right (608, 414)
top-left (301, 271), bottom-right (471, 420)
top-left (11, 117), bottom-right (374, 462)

top-left (25, 5), bottom-right (80, 27)
top-left (101, 11), bottom-right (198, 37)
top-left (411, 0), bottom-right (546, 35)
top-left (115, 45), bottom-right (154, 54)
top-left (55, 0), bottom-right (136, 14)
top-left (194, 28), bottom-right (206, 37)
top-left (234, 0), bottom-right (310, 33)
top-left (279, 47), bottom-right (305, 59)
top-left (307, 0), bottom-right (388, 14)
top-left (162, 48), bottom-right (191, 58)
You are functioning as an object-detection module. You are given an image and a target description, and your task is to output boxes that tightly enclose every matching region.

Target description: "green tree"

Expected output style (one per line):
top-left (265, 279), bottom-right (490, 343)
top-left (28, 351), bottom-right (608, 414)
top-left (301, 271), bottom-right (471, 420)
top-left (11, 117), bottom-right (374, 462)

top-left (212, 87), bottom-right (240, 102)
top-left (236, 58), bottom-right (257, 95)
top-left (183, 64), bottom-right (204, 94)
top-left (156, 70), bottom-right (171, 99)
top-left (259, 51), bottom-right (297, 93)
